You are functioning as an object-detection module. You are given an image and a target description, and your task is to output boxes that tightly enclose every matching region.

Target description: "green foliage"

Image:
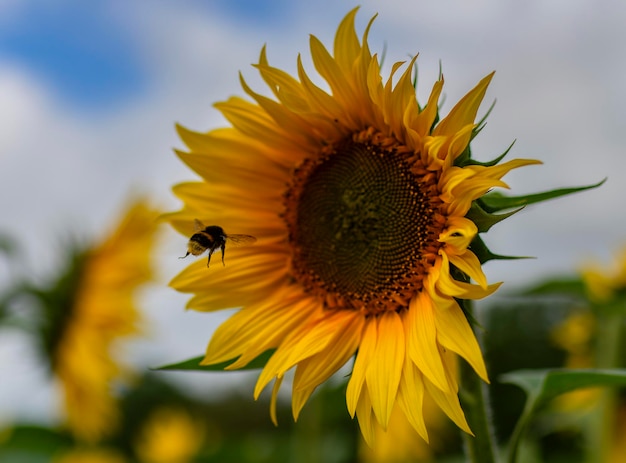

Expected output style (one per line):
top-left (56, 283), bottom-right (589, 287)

top-left (522, 277), bottom-right (587, 300)
top-left (0, 232), bottom-right (19, 259)
top-left (501, 369), bottom-right (626, 463)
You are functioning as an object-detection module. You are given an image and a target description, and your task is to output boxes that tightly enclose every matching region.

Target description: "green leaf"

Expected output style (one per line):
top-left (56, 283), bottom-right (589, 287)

top-left (154, 349), bottom-right (275, 372)
top-left (500, 368), bottom-right (626, 463)
top-left (521, 277), bottom-right (586, 298)
top-left (466, 201), bottom-right (524, 232)
top-left (478, 178), bottom-right (606, 213)
top-left (0, 424), bottom-right (71, 463)
top-left (502, 368), bottom-right (626, 405)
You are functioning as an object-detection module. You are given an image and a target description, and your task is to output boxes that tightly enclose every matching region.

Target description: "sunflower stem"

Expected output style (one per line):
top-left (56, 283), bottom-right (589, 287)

top-left (459, 301), bottom-right (499, 463)
top-left (585, 309), bottom-right (624, 463)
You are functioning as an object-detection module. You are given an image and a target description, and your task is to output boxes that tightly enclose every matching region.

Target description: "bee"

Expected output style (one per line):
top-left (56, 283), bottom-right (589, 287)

top-left (179, 219), bottom-right (257, 267)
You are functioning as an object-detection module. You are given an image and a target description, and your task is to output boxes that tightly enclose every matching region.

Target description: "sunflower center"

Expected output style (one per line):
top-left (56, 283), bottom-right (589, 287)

top-left (284, 130), bottom-right (445, 313)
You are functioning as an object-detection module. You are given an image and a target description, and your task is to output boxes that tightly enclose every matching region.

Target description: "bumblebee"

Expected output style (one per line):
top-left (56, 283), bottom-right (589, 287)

top-left (180, 219), bottom-right (257, 267)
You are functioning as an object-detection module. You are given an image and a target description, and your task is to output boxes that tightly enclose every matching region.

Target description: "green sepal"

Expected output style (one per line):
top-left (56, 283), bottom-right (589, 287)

top-left (471, 98), bottom-right (496, 140)
top-left (500, 368), bottom-right (626, 463)
top-left (154, 349), bottom-right (275, 372)
top-left (469, 235), bottom-right (532, 264)
top-left (475, 98), bottom-right (495, 129)
top-left (455, 138), bottom-right (514, 168)
top-left (478, 178), bottom-right (606, 213)
top-left (454, 144), bottom-right (473, 167)
top-left (469, 140), bottom-right (517, 169)
top-left (466, 201), bottom-right (525, 233)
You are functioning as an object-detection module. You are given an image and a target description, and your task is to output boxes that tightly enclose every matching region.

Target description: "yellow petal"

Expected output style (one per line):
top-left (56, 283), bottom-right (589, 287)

top-left (256, 46), bottom-right (309, 112)
top-left (174, 152), bottom-right (286, 196)
top-left (310, 34), bottom-right (355, 108)
top-left (352, 17), bottom-right (377, 122)
top-left (174, 125), bottom-right (287, 182)
top-left (447, 177), bottom-right (509, 217)
top-left (439, 344), bottom-right (460, 392)
top-left (293, 312), bottom-right (364, 391)
top-left (386, 56), bottom-right (419, 140)
top-left (216, 97), bottom-right (304, 157)
top-left (447, 251), bottom-right (488, 289)
top-left (280, 310), bottom-right (359, 373)
top-left (201, 287), bottom-right (317, 367)
top-left (396, 352), bottom-right (429, 442)
top-left (171, 181), bottom-right (283, 217)
top-left (227, 297), bottom-right (320, 370)
top-left (366, 56), bottom-right (385, 119)
top-left (270, 376), bottom-right (284, 426)
top-left (333, 7), bottom-right (361, 74)
top-left (434, 253), bottom-right (502, 300)
top-left (346, 317), bottom-right (378, 417)
top-left (254, 310), bottom-right (356, 399)
top-left (291, 382), bottom-right (316, 422)
top-left (445, 123), bottom-right (475, 164)
top-left (439, 216), bottom-right (478, 253)
top-left (365, 311), bottom-right (405, 429)
top-left (239, 73), bottom-right (315, 146)
top-left (424, 377), bottom-right (472, 435)
top-left (405, 293), bottom-right (449, 392)
top-left (356, 386), bottom-right (376, 447)
top-left (433, 72), bottom-right (494, 138)
top-left (297, 55), bottom-right (344, 121)
top-left (170, 248), bottom-right (289, 312)
top-left (433, 298), bottom-right (489, 382)
top-left (414, 79), bottom-right (444, 137)
top-left (472, 158), bottom-right (543, 181)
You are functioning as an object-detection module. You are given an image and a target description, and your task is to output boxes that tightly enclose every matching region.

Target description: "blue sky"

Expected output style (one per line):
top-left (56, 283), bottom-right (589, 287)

top-left (0, 1), bottom-right (302, 109)
top-left (0, 2), bottom-right (146, 108)
top-left (1, 0), bottom-right (625, 421)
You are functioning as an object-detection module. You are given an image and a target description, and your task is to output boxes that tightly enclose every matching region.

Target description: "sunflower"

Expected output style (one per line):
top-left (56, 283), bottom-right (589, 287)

top-left (167, 9), bottom-right (539, 444)
top-left (134, 407), bottom-right (206, 463)
top-left (40, 200), bottom-right (159, 443)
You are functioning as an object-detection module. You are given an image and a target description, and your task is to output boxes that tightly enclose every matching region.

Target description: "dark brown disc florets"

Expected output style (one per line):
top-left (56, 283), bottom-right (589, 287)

top-left (283, 129), bottom-right (446, 314)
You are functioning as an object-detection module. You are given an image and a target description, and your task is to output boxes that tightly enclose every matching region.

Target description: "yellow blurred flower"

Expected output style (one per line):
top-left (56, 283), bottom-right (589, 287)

top-left (581, 247), bottom-right (626, 302)
top-left (359, 391), bottom-right (451, 463)
top-left (134, 408), bottom-right (206, 463)
top-left (167, 9), bottom-right (538, 444)
top-left (43, 200), bottom-right (159, 442)
top-left (551, 311), bottom-right (596, 367)
top-left (360, 405), bottom-right (432, 463)
top-left (550, 311), bottom-right (599, 411)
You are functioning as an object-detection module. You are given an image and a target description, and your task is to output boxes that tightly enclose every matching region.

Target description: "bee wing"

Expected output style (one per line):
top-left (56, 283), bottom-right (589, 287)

top-left (225, 234), bottom-right (257, 247)
top-left (193, 219), bottom-right (205, 231)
